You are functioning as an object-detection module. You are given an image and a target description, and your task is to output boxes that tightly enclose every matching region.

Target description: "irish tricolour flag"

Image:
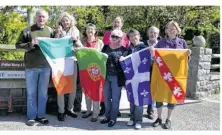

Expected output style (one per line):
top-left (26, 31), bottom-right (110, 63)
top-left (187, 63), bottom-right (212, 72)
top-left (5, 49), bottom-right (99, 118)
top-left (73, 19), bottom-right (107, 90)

top-left (38, 37), bottom-right (75, 95)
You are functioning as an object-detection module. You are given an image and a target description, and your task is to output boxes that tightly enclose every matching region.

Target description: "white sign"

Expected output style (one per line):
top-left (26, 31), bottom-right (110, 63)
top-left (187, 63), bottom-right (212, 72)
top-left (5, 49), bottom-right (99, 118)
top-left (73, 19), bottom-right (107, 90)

top-left (0, 70), bottom-right (25, 79)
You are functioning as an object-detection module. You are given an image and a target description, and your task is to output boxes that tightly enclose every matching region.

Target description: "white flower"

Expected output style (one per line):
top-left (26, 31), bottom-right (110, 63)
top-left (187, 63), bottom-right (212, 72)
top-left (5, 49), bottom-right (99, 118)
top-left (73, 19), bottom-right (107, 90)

top-left (142, 57), bottom-right (148, 64)
top-left (163, 72), bottom-right (173, 82)
top-left (140, 89), bottom-right (149, 97)
top-left (156, 57), bottom-right (163, 67)
top-left (173, 87), bottom-right (182, 97)
top-left (124, 67), bottom-right (131, 74)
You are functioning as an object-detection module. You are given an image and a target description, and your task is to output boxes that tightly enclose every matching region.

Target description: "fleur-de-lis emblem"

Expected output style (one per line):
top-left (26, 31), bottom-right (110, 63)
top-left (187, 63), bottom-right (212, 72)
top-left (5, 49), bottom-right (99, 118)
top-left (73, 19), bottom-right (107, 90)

top-left (173, 87), bottom-right (182, 97)
top-left (124, 67), bottom-right (131, 74)
top-left (140, 89), bottom-right (149, 97)
top-left (163, 72), bottom-right (173, 82)
top-left (127, 91), bottom-right (131, 96)
top-left (142, 57), bottom-right (148, 64)
top-left (156, 57), bottom-right (163, 67)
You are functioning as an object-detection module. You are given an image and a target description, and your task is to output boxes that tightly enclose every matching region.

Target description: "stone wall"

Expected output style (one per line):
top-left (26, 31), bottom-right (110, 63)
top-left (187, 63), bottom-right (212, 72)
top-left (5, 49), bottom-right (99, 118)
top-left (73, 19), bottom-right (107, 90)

top-left (187, 47), bottom-right (220, 99)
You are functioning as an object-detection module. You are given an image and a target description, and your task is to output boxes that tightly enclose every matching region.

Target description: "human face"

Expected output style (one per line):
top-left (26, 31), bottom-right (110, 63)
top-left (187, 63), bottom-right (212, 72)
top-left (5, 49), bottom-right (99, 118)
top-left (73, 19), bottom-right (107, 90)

top-left (112, 17), bottom-right (123, 30)
top-left (110, 34), bottom-right (122, 45)
top-left (129, 33), bottom-right (140, 46)
top-left (166, 24), bottom-right (178, 38)
top-left (148, 29), bottom-right (159, 41)
top-left (86, 26), bottom-right (96, 38)
top-left (61, 16), bottom-right (71, 30)
top-left (36, 11), bottom-right (47, 28)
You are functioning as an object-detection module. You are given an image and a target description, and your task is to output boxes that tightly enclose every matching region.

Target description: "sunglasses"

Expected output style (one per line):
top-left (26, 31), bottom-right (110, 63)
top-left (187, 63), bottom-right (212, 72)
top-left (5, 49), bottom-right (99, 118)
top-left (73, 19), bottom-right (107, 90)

top-left (111, 35), bottom-right (121, 39)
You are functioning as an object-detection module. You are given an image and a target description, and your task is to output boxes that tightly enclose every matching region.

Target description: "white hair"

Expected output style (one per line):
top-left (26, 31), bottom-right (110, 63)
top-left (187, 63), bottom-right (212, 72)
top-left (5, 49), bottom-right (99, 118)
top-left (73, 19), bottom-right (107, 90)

top-left (148, 26), bottom-right (160, 34)
top-left (35, 9), bottom-right (49, 20)
top-left (111, 29), bottom-right (123, 37)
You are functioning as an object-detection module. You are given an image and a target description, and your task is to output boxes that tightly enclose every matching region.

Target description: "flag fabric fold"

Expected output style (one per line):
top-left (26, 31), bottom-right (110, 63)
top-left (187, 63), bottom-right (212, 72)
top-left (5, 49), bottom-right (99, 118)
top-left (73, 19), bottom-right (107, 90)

top-left (120, 48), bottom-right (152, 106)
top-left (76, 47), bottom-right (108, 102)
top-left (38, 37), bottom-right (75, 95)
top-left (151, 49), bottom-right (188, 104)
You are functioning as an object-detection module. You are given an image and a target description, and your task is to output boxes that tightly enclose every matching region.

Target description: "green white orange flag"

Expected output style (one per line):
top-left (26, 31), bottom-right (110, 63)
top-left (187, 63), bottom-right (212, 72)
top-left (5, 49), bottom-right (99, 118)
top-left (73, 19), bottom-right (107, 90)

top-left (38, 37), bottom-right (75, 95)
top-left (76, 47), bottom-right (108, 102)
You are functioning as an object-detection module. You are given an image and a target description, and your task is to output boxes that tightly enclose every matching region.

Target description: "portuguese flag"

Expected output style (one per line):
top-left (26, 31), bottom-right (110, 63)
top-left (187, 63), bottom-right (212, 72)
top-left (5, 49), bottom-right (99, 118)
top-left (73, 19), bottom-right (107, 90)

top-left (76, 47), bottom-right (108, 102)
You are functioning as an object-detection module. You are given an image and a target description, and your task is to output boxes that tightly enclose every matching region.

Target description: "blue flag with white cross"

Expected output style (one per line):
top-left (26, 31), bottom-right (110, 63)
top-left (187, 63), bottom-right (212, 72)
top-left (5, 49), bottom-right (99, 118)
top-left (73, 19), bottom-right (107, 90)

top-left (119, 48), bottom-right (152, 106)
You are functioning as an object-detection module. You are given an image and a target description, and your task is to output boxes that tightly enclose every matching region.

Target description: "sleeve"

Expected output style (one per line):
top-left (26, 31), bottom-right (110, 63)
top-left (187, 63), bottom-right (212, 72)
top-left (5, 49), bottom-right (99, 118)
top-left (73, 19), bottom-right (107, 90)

top-left (182, 39), bottom-right (188, 49)
top-left (15, 29), bottom-right (32, 51)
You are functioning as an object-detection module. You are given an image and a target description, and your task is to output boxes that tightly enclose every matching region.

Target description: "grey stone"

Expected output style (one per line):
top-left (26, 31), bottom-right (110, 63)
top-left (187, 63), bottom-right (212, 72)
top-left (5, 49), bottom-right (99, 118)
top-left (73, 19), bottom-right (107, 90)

top-left (191, 47), bottom-right (205, 55)
top-left (192, 36), bottom-right (206, 47)
top-left (200, 81), bottom-right (206, 86)
top-left (204, 55), bottom-right (212, 62)
top-left (205, 48), bottom-right (212, 55)
top-left (206, 70), bottom-right (210, 74)
top-left (204, 63), bottom-right (211, 70)
top-left (198, 63), bottom-right (205, 69)
top-left (210, 74), bottom-right (220, 81)
top-left (198, 70), bottom-right (206, 76)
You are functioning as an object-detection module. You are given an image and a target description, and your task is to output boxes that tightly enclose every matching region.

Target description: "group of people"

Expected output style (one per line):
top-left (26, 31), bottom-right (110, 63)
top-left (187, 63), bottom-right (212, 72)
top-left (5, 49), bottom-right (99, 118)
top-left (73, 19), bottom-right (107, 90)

top-left (15, 9), bottom-right (190, 130)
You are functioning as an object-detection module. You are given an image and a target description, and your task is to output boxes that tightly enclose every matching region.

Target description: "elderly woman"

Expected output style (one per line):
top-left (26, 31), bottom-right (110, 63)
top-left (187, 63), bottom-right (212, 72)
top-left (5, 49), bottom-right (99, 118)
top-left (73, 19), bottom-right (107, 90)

top-left (100, 29), bottom-right (128, 127)
top-left (144, 26), bottom-right (160, 120)
top-left (151, 21), bottom-right (190, 129)
top-left (125, 29), bottom-right (147, 130)
top-left (100, 16), bottom-right (129, 117)
top-left (81, 23), bottom-right (104, 122)
top-left (55, 12), bottom-right (83, 121)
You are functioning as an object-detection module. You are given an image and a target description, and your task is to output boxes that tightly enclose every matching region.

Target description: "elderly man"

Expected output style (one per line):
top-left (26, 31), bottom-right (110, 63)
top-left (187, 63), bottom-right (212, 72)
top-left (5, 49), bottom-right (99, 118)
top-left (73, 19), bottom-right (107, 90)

top-left (16, 9), bottom-right (54, 126)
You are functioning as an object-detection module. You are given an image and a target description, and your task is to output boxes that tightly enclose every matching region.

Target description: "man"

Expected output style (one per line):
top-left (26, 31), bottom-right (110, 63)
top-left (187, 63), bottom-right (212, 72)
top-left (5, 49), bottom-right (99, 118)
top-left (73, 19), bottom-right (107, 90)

top-left (16, 9), bottom-right (54, 126)
top-left (100, 16), bottom-right (130, 117)
top-left (102, 16), bottom-right (130, 48)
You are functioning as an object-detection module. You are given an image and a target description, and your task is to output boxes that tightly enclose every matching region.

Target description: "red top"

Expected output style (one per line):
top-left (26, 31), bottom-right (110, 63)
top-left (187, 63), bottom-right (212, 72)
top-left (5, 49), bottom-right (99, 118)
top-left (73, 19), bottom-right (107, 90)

top-left (85, 38), bottom-right (98, 48)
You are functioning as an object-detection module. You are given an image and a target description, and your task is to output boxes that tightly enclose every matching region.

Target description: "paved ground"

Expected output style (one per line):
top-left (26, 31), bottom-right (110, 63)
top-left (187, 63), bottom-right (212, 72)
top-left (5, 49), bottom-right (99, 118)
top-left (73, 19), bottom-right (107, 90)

top-left (0, 92), bottom-right (220, 131)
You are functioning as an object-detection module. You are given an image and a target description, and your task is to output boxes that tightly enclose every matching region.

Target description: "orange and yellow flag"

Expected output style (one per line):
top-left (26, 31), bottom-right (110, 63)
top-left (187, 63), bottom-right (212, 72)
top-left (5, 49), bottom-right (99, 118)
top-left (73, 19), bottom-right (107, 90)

top-left (151, 49), bottom-right (189, 104)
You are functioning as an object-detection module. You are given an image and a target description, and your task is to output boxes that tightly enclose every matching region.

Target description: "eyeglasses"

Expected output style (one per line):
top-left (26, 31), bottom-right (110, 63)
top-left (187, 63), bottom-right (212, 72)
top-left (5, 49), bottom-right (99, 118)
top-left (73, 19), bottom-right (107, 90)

top-left (111, 35), bottom-right (121, 39)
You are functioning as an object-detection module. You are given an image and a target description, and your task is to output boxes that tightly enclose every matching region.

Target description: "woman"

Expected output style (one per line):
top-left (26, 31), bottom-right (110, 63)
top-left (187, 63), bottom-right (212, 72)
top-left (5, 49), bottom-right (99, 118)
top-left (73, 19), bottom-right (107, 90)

top-left (144, 26), bottom-right (160, 120)
top-left (55, 12), bottom-right (83, 121)
top-left (151, 21), bottom-right (190, 129)
top-left (125, 29), bottom-right (147, 130)
top-left (100, 16), bottom-right (130, 117)
top-left (81, 23), bottom-right (104, 122)
top-left (100, 29), bottom-right (128, 127)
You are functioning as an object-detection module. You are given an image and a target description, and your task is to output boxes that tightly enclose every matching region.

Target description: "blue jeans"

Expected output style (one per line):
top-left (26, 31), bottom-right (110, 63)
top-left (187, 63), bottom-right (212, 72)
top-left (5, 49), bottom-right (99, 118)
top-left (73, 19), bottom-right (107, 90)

top-left (147, 102), bottom-right (154, 114)
top-left (156, 102), bottom-right (175, 110)
top-left (104, 75), bottom-right (121, 121)
top-left (25, 67), bottom-right (51, 119)
top-left (130, 103), bottom-right (143, 124)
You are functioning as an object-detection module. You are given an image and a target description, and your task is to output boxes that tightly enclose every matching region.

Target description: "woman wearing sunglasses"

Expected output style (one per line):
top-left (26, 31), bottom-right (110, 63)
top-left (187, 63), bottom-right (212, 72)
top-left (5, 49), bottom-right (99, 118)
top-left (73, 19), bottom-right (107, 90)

top-left (100, 29), bottom-right (128, 127)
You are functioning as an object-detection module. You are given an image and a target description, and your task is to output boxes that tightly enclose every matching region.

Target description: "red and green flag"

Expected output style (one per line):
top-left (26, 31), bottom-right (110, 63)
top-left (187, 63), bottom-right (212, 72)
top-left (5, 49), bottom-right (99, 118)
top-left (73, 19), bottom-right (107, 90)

top-left (76, 47), bottom-right (108, 102)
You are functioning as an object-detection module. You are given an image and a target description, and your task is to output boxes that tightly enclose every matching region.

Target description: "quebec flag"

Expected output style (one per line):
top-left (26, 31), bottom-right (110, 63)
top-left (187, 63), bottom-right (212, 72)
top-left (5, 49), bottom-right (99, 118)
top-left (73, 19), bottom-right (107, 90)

top-left (120, 48), bottom-right (152, 106)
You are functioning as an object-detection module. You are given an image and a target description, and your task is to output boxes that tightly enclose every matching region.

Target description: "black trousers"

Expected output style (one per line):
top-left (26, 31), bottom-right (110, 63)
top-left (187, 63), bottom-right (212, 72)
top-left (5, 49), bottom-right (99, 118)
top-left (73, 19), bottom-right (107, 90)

top-left (73, 62), bottom-right (82, 112)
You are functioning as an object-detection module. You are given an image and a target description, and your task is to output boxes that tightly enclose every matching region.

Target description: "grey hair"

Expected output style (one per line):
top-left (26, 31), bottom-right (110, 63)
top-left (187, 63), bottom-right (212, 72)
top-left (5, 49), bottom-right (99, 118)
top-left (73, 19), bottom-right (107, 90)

top-left (127, 28), bottom-right (140, 39)
top-left (113, 16), bottom-right (124, 24)
top-left (35, 9), bottom-right (49, 20)
top-left (57, 12), bottom-right (77, 27)
top-left (147, 26), bottom-right (160, 34)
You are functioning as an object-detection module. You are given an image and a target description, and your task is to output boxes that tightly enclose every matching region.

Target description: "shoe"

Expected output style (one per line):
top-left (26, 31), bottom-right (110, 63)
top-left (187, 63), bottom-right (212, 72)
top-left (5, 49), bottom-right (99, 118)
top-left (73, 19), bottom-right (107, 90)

top-left (163, 119), bottom-right (171, 129)
top-left (57, 113), bottom-right (65, 121)
top-left (35, 117), bottom-right (49, 125)
top-left (67, 110), bottom-right (77, 118)
top-left (108, 120), bottom-right (116, 127)
top-left (127, 120), bottom-right (134, 126)
top-left (99, 109), bottom-right (105, 116)
top-left (90, 117), bottom-right (98, 122)
top-left (73, 108), bottom-right (81, 113)
top-left (135, 123), bottom-right (142, 130)
top-left (26, 119), bottom-right (35, 126)
top-left (152, 118), bottom-right (162, 127)
top-left (82, 112), bottom-right (92, 118)
top-left (147, 112), bottom-right (154, 120)
top-left (117, 111), bottom-right (121, 117)
top-left (100, 118), bottom-right (110, 124)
